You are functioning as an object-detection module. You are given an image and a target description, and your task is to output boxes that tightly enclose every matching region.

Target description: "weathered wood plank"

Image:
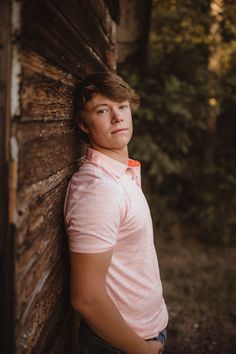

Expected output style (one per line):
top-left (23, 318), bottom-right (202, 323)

top-left (20, 50), bottom-right (77, 121)
top-left (21, 50), bottom-right (77, 87)
top-left (16, 262), bottom-right (68, 354)
top-left (15, 178), bottom-right (73, 315)
top-left (18, 163), bottom-right (77, 221)
top-left (16, 222), bottom-right (66, 322)
top-left (21, 0), bottom-right (109, 75)
top-left (31, 307), bottom-right (77, 354)
top-left (21, 69), bottom-right (74, 121)
top-left (52, 0), bottom-right (114, 62)
top-left (0, 1), bottom-right (16, 353)
top-left (17, 174), bottom-right (69, 252)
top-left (15, 176), bottom-right (75, 352)
top-left (0, 0), bottom-right (9, 267)
top-left (82, 0), bottom-right (115, 34)
top-left (15, 169), bottom-right (78, 353)
top-left (16, 121), bottom-right (81, 190)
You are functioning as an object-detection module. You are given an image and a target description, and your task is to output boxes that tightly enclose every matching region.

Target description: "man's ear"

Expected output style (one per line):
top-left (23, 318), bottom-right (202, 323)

top-left (78, 120), bottom-right (90, 134)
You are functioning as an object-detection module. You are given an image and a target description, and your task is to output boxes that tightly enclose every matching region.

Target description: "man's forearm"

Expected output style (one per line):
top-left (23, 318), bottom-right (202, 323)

top-left (72, 290), bottom-right (150, 354)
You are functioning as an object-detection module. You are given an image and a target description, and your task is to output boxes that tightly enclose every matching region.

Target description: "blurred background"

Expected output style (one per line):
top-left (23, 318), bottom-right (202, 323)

top-left (1, 0), bottom-right (235, 353)
top-left (118, 0), bottom-right (236, 352)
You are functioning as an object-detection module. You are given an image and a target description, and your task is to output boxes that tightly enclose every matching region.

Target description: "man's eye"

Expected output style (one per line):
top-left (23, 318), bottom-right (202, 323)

top-left (119, 105), bottom-right (128, 110)
top-left (97, 109), bottom-right (108, 114)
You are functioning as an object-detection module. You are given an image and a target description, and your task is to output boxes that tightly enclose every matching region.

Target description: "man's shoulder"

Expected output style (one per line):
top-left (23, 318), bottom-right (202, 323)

top-left (76, 160), bottom-right (102, 178)
top-left (69, 160), bottom-right (123, 194)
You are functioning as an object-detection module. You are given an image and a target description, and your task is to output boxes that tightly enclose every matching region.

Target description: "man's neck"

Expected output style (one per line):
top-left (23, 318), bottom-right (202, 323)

top-left (90, 145), bottom-right (129, 165)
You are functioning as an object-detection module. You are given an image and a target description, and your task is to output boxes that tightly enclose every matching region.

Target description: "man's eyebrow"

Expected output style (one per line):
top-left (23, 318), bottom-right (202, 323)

top-left (92, 101), bottom-right (129, 108)
top-left (93, 103), bottom-right (109, 109)
top-left (86, 103), bottom-right (109, 112)
top-left (84, 103), bottom-right (108, 112)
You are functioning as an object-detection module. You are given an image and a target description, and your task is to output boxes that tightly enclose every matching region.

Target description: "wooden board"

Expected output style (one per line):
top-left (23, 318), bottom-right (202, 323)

top-left (0, 0), bottom-right (15, 353)
top-left (17, 121), bottom-right (80, 189)
top-left (6, 1), bottom-right (119, 352)
top-left (14, 53), bottom-right (81, 352)
top-left (16, 261), bottom-right (68, 353)
top-left (20, 51), bottom-right (75, 121)
top-left (21, 0), bottom-right (114, 75)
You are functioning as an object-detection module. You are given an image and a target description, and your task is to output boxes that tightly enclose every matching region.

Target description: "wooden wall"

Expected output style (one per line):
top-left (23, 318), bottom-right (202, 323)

top-left (117, 0), bottom-right (152, 67)
top-left (0, 0), bottom-right (14, 352)
top-left (3, 0), bottom-right (118, 353)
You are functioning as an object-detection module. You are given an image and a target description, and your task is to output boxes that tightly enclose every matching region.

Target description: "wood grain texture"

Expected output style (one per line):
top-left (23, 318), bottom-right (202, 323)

top-left (21, 71), bottom-right (74, 121)
top-left (15, 175), bottom-right (76, 353)
top-left (15, 49), bottom-right (81, 354)
top-left (16, 186), bottom-right (67, 304)
top-left (14, 32), bottom-right (82, 354)
top-left (16, 261), bottom-right (68, 354)
top-left (20, 51), bottom-right (76, 121)
top-left (21, 50), bottom-right (77, 86)
top-left (52, 0), bottom-right (115, 60)
top-left (0, 1), bottom-right (15, 353)
top-left (21, 0), bottom-right (111, 75)
top-left (9, 1), bottom-right (118, 352)
top-left (17, 121), bottom-right (81, 190)
top-left (31, 304), bottom-right (79, 354)
top-left (17, 162), bottom-right (76, 221)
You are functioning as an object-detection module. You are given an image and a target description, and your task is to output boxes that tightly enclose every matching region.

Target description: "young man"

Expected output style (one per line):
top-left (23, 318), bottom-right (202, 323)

top-left (64, 72), bottom-right (168, 354)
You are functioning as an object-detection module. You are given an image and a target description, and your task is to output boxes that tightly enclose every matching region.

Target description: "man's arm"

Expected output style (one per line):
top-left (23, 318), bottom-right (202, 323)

top-left (70, 250), bottom-right (164, 354)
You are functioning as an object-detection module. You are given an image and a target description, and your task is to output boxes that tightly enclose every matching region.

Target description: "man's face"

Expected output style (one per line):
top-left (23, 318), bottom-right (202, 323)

top-left (79, 94), bottom-right (133, 152)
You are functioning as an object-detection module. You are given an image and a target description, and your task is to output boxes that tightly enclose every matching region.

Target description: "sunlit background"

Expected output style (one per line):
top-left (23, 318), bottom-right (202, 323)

top-left (118, 1), bottom-right (236, 353)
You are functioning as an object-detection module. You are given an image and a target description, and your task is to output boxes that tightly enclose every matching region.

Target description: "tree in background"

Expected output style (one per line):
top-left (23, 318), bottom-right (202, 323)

top-left (119, 0), bottom-right (236, 245)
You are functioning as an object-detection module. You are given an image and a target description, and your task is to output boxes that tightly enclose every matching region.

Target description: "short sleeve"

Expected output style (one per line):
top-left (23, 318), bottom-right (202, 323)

top-left (64, 172), bottom-right (125, 253)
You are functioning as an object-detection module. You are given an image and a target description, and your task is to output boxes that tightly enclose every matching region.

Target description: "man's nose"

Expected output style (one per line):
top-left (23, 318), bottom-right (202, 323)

top-left (111, 108), bottom-right (124, 123)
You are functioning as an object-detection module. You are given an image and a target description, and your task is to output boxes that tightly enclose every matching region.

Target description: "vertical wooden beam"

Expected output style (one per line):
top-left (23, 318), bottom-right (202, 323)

top-left (0, 0), bottom-right (15, 353)
top-left (117, 0), bottom-right (152, 71)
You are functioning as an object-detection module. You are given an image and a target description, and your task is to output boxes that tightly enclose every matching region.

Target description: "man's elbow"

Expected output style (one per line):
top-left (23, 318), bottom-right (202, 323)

top-left (70, 292), bottom-right (103, 314)
top-left (71, 294), bottom-right (89, 313)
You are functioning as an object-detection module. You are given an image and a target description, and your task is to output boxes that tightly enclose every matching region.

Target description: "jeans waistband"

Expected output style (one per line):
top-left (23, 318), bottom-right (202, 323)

top-left (79, 320), bottom-right (167, 354)
top-left (147, 328), bottom-right (167, 345)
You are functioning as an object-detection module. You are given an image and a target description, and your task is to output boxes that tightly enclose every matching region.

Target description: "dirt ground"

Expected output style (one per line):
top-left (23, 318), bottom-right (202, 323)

top-left (156, 224), bottom-right (236, 354)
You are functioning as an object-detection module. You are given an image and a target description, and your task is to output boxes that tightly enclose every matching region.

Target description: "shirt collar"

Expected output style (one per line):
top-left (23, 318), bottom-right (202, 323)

top-left (86, 147), bottom-right (141, 178)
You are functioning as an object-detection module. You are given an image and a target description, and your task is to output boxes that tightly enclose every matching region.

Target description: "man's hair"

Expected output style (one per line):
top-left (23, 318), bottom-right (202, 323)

top-left (73, 72), bottom-right (140, 143)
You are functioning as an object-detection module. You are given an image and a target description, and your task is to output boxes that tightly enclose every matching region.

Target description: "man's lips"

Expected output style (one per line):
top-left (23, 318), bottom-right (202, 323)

top-left (111, 128), bottom-right (128, 134)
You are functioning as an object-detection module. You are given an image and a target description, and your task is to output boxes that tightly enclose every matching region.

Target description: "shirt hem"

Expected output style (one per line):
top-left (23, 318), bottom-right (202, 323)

top-left (69, 245), bottom-right (115, 254)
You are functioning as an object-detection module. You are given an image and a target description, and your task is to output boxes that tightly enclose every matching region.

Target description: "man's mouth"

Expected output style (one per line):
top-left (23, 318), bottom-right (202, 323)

top-left (111, 128), bottom-right (128, 134)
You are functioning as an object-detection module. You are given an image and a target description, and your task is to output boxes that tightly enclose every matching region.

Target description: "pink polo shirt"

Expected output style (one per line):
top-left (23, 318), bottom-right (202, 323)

top-left (64, 147), bottom-right (168, 339)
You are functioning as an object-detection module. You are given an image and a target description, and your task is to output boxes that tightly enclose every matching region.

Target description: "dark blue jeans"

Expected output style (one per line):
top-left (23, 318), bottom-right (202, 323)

top-left (79, 319), bottom-right (167, 354)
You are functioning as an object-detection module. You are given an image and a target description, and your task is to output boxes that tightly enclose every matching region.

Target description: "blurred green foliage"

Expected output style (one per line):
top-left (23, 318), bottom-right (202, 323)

top-left (119, 0), bottom-right (236, 245)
